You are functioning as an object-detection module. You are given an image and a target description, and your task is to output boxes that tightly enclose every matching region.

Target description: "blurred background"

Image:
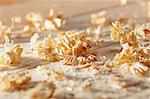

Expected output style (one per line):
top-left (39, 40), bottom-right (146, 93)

top-left (0, 0), bottom-right (137, 23)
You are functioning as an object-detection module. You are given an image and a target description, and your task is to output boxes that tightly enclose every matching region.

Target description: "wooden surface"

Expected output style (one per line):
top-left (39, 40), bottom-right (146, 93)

top-left (1, 1), bottom-right (150, 99)
top-left (0, 0), bottom-right (135, 23)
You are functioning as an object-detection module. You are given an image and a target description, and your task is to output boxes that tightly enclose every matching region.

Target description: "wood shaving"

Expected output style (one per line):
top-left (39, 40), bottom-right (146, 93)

top-left (86, 26), bottom-right (104, 47)
top-left (63, 54), bottom-right (97, 66)
top-left (130, 62), bottom-right (149, 76)
top-left (36, 65), bottom-right (63, 80)
top-left (62, 55), bottom-right (78, 66)
top-left (0, 72), bottom-right (31, 92)
top-left (0, 22), bottom-right (12, 44)
top-left (30, 33), bottom-right (60, 61)
top-left (0, 38), bottom-right (24, 68)
top-left (22, 82), bottom-right (56, 99)
top-left (77, 56), bottom-right (87, 65)
top-left (44, 9), bottom-right (65, 30)
top-left (11, 16), bottom-right (21, 29)
top-left (108, 43), bottom-right (149, 76)
top-left (0, 44), bottom-right (23, 65)
top-left (55, 31), bottom-right (92, 56)
top-left (91, 10), bottom-right (106, 26)
top-left (109, 21), bottom-right (150, 76)
top-left (111, 21), bottom-right (138, 47)
top-left (86, 55), bottom-right (97, 63)
top-left (26, 9), bottom-right (65, 32)
top-left (136, 23), bottom-right (150, 41)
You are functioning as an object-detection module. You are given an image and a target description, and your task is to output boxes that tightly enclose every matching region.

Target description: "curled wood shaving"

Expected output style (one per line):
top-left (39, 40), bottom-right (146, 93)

top-left (63, 54), bottom-right (97, 66)
top-left (62, 55), bottom-right (78, 66)
top-left (0, 44), bottom-right (23, 65)
top-left (111, 21), bottom-right (138, 47)
top-left (109, 47), bottom-right (149, 76)
top-left (46, 9), bottom-right (65, 30)
top-left (109, 21), bottom-right (150, 76)
top-left (130, 62), bottom-right (149, 77)
top-left (0, 22), bottom-right (12, 44)
top-left (30, 33), bottom-right (60, 61)
top-left (55, 31), bottom-right (92, 57)
top-left (25, 9), bottom-right (65, 32)
top-left (0, 72), bottom-right (31, 92)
